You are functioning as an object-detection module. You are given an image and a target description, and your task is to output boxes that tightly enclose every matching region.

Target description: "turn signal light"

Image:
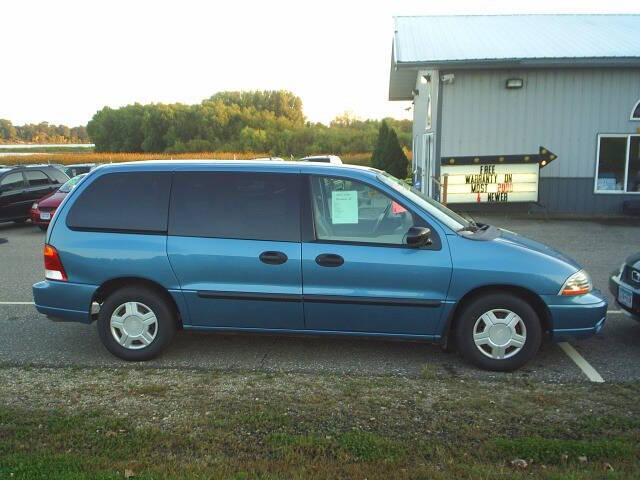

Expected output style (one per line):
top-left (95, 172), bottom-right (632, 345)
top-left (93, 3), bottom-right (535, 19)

top-left (44, 244), bottom-right (67, 281)
top-left (559, 270), bottom-right (592, 296)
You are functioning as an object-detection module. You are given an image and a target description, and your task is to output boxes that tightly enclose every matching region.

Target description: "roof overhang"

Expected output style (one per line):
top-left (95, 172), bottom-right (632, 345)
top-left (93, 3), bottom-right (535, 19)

top-left (389, 40), bottom-right (418, 101)
top-left (389, 55), bottom-right (640, 101)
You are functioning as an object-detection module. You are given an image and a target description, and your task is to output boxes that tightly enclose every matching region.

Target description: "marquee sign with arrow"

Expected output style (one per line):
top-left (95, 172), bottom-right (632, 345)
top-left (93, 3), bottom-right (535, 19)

top-left (439, 146), bottom-right (557, 204)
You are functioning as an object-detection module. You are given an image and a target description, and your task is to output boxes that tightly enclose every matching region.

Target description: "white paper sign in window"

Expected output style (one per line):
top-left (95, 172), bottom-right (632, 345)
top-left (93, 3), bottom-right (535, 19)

top-left (331, 190), bottom-right (358, 224)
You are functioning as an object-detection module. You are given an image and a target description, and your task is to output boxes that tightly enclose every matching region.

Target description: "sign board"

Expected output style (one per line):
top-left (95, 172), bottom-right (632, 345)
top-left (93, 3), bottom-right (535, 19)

top-left (440, 163), bottom-right (539, 203)
top-left (331, 190), bottom-right (358, 224)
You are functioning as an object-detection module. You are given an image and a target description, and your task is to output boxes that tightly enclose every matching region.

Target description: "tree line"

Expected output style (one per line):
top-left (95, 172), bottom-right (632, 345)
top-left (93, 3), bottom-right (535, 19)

top-left (0, 119), bottom-right (89, 144)
top-left (86, 90), bottom-right (412, 156)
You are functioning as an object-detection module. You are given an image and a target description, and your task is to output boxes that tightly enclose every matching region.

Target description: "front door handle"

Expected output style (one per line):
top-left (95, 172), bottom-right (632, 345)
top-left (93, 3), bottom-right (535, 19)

top-left (259, 251), bottom-right (288, 265)
top-left (315, 253), bottom-right (344, 267)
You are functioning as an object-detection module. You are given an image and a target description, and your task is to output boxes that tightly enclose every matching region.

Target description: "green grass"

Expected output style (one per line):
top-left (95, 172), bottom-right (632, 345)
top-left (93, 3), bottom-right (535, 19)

top-left (421, 362), bottom-right (438, 380)
top-left (1, 367), bottom-right (639, 479)
top-left (127, 383), bottom-right (170, 396)
top-left (492, 437), bottom-right (631, 463)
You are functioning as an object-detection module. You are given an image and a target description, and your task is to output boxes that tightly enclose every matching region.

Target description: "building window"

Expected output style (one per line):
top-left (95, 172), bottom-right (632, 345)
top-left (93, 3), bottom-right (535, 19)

top-left (632, 100), bottom-right (640, 120)
top-left (595, 135), bottom-right (640, 193)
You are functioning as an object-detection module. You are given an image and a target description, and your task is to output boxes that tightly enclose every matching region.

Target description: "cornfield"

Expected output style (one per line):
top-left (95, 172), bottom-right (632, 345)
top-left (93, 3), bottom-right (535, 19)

top-left (2, 151), bottom-right (270, 165)
top-left (0, 151), bottom-right (408, 168)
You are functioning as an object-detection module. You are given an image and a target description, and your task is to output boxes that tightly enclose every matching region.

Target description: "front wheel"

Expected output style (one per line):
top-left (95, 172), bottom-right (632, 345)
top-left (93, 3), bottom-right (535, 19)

top-left (455, 293), bottom-right (541, 371)
top-left (97, 286), bottom-right (176, 361)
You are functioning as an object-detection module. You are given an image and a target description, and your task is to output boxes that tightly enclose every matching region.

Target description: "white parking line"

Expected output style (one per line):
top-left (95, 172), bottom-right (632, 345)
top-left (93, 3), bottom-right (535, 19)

top-left (558, 342), bottom-right (604, 383)
top-left (608, 309), bottom-right (623, 314)
top-left (0, 301), bottom-right (35, 305)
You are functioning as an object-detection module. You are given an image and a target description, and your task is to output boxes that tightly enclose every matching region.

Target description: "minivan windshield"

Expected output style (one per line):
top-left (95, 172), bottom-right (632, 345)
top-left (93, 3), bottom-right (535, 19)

top-left (59, 173), bottom-right (87, 193)
top-left (376, 171), bottom-right (472, 232)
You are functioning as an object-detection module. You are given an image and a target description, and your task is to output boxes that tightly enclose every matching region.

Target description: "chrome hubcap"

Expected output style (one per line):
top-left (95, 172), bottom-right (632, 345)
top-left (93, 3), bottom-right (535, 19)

top-left (110, 301), bottom-right (158, 350)
top-left (473, 309), bottom-right (526, 360)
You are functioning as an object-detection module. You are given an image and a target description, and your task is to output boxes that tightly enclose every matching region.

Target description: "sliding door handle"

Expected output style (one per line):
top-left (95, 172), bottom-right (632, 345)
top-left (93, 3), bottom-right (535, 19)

top-left (259, 251), bottom-right (288, 265)
top-left (315, 253), bottom-right (344, 267)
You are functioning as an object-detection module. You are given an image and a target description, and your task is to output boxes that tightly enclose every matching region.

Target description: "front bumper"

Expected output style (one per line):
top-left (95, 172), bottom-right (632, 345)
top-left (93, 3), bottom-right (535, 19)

top-left (33, 280), bottom-right (97, 323)
top-left (543, 289), bottom-right (608, 341)
top-left (609, 271), bottom-right (640, 321)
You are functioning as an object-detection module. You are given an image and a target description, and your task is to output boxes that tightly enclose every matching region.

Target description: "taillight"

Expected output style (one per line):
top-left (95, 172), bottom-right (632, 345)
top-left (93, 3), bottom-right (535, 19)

top-left (44, 244), bottom-right (67, 281)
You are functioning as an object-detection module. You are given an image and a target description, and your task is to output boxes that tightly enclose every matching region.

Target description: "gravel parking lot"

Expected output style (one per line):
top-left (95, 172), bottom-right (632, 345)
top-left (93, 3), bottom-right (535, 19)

top-left (0, 215), bottom-right (638, 382)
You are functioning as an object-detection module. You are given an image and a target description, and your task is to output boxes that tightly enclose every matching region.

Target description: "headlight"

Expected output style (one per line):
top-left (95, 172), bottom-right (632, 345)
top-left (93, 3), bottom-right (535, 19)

top-left (31, 202), bottom-right (38, 209)
top-left (559, 270), bottom-right (592, 296)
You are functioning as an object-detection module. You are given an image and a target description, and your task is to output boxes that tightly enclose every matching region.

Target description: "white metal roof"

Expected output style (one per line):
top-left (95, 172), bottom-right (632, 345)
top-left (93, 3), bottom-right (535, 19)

top-left (390, 14), bottom-right (640, 100)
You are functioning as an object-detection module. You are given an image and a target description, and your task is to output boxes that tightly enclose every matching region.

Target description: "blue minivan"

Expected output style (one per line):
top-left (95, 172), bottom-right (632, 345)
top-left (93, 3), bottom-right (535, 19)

top-left (33, 161), bottom-right (607, 370)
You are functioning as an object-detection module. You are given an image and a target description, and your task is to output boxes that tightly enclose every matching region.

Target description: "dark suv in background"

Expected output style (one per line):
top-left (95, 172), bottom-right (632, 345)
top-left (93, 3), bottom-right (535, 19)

top-left (0, 165), bottom-right (69, 224)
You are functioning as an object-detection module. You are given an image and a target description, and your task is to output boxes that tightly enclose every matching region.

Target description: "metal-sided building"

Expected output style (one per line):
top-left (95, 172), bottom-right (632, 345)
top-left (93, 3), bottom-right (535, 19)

top-left (389, 15), bottom-right (640, 213)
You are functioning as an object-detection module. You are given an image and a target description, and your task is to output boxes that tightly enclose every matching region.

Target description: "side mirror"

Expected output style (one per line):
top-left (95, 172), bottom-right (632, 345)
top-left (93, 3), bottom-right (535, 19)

top-left (405, 226), bottom-right (431, 248)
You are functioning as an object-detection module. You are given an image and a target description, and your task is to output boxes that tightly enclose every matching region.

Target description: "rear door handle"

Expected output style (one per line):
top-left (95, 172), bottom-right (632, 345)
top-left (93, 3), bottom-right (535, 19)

top-left (259, 251), bottom-right (288, 265)
top-left (315, 253), bottom-right (344, 267)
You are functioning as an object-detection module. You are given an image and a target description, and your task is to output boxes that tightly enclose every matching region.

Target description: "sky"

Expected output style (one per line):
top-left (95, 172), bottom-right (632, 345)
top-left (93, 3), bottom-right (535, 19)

top-left (1, 0), bottom-right (638, 127)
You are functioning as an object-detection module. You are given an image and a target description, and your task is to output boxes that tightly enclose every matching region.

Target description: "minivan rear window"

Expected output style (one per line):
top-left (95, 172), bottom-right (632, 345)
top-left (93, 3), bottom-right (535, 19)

top-left (48, 168), bottom-right (70, 184)
top-left (66, 172), bottom-right (171, 233)
top-left (169, 172), bottom-right (300, 242)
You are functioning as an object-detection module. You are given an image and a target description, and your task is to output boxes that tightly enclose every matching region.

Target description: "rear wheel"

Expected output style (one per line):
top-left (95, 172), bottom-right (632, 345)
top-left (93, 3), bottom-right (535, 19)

top-left (97, 286), bottom-right (176, 361)
top-left (455, 293), bottom-right (541, 371)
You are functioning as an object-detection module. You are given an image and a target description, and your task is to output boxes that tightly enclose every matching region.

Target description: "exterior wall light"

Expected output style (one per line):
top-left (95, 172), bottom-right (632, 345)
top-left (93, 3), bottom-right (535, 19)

top-left (441, 73), bottom-right (455, 84)
top-left (506, 78), bottom-right (524, 89)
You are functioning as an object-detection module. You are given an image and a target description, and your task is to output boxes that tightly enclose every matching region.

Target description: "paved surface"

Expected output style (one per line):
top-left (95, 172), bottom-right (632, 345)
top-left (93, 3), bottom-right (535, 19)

top-left (0, 216), bottom-right (638, 382)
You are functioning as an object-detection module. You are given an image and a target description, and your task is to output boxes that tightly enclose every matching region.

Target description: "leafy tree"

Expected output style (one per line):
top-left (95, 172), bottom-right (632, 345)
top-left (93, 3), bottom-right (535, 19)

top-left (142, 104), bottom-right (173, 152)
top-left (0, 119), bottom-right (17, 141)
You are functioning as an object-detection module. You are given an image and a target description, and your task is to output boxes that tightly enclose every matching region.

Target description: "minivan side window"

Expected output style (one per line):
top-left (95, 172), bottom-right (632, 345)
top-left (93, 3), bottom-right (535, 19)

top-left (66, 172), bottom-right (172, 232)
top-left (24, 170), bottom-right (51, 186)
top-left (309, 175), bottom-right (422, 246)
top-left (1, 172), bottom-right (24, 189)
top-left (169, 172), bottom-right (300, 242)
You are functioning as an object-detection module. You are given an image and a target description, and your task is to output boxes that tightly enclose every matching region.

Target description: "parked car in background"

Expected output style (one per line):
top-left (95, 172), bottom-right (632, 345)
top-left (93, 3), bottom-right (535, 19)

top-left (610, 253), bottom-right (640, 321)
top-left (59, 163), bottom-right (97, 178)
top-left (0, 165), bottom-right (69, 224)
top-left (299, 155), bottom-right (343, 164)
top-left (33, 161), bottom-right (607, 371)
top-left (30, 174), bottom-right (87, 231)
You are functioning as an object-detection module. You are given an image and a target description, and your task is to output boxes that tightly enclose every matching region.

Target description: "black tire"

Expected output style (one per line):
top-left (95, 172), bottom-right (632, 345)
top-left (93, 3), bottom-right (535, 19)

top-left (38, 224), bottom-right (48, 231)
top-left (455, 293), bottom-right (541, 371)
top-left (97, 285), bottom-right (176, 361)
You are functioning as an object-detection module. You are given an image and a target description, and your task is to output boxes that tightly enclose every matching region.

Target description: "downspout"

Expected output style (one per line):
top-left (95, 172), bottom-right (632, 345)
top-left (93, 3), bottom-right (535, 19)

top-left (434, 72), bottom-right (444, 202)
